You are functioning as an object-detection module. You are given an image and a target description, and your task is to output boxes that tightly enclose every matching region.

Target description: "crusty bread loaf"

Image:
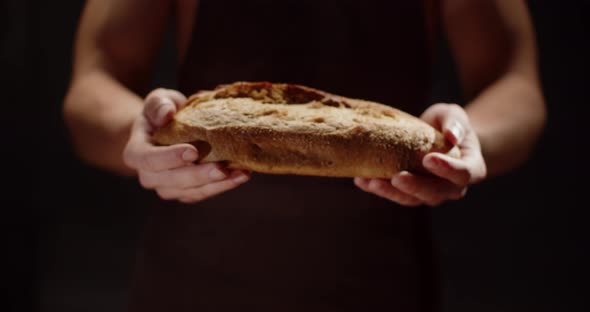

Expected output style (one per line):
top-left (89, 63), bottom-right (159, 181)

top-left (153, 82), bottom-right (459, 178)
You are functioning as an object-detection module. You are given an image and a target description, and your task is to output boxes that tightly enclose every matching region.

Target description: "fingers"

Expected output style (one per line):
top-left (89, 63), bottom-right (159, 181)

top-left (123, 117), bottom-right (199, 171)
top-left (391, 171), bottom-right (466, 206)
top-left (423, 152), bottom-right (486, 185)
top-left (156, 170), bottom-right (251, 203)
top-left (420, 103), bottom-right (487, 185)
top-left (422, 153), bottom-right (471, 186)
top-left (355, 178), bottom-right (423, 207)
top-left (355, 103), bottom-right (486, 206)
top-left (422, 109), bottom-right (487, 184)
top-left (125, 87), bottom-right (251, 204)
top-left (126, 144), bottom-right (198, 172)
top-left (144, 88), bottom-right (188, 127)
top-left (420, 103), bottom-right (470, 145)
top-left (139, 163), bottom-right (235, 189)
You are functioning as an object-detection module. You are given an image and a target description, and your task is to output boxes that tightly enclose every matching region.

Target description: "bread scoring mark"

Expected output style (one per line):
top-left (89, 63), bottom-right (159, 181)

top-left (192, 97), bottom-right (411, 139)
top-left (212, 82), bottom-right (355, 109)
top-left (382, 110), bottom-right (397, 119)
top-left (261, 109), bottom-right (279, 116)
top-left (308, 102), bottom-right (324, 109)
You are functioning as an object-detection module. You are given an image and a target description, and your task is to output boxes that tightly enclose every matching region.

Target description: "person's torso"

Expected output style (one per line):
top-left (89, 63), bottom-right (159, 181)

top-left (178, 0), bottom-right (438, 116)
top-left (130, 1), bottom-right (441, 311)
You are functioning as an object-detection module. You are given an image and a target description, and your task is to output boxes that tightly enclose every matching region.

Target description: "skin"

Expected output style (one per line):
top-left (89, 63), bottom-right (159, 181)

top-left (64, 0), bottom-right (545, 205)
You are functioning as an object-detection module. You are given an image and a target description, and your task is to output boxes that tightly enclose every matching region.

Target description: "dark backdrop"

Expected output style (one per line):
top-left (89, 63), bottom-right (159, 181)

top-left (2, 1), bottom-right (586, 311)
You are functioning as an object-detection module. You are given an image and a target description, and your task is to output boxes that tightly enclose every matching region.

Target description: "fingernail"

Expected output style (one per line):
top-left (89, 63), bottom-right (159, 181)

top-left (392, 171), bottom-right (410, 184)
top-left (368, 179), bottom-right (380, 190)
top-left (182, 149), bottom-right (198, 162)
top-left (449, 121), bottom-right (464, 144)
top-left (398, 171), bottom-right (411, 177)
top-left (209, 168), bottom-right (227, 180)
top-left (233, 173), bottom-right (249, 183)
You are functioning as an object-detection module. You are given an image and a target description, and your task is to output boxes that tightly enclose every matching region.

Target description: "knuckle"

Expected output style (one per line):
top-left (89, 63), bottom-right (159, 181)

top-left (138, 172), bottom-right (154, 189)
top-left (191, 188), bottom-right (208, 201)
top-left (182, 171), bottom-right (204, 188)
top-left (189, 169), bottom-right (210, 185)
top-left (404, 200), bottom-right (422, 207)
top-left (448, 103), bottom-right (463, 112)
top-left (470, 168), bottom-right (486, 183)
top-left (374, 182), bottom-right (392, 195)
top-left (225, 180), bottom-right (239, 188)
top-left (450, 188), bottom-right (467, 200)
top-left (477, 165), bottom-right (488, 182)
top-left (179, 197), bottom-right (197, 204)
top-left (445, 104), bottom-right (466, 117)
top-left (421, 192), bottom-right (444, 206)
top-left (397, 197), bottom-right (416, 206)
top-left (144, 90), bottom-right (172, 115)
top-left (353, 178), bottom-right (364, 188)
top-left (431, 103), bottom-right (450, 112)
top-left (389, 198), bottom-right (404, 205)
top-left (144, 93), bottom-right (162, 109)
top-left (122, 146), bottom-right (136, 168)
top-left (402, 183), bottom-right (418, 195)
top-left (139, 155), bottom-right (159, 171)
top-left (148, 88), bottom-right (168, 99)
top-left (169, 90), bottom-right (187, 101)
top-left (214, 181), bottom-right (240, 194)
top-left (368, 179), bottom-right (382, 191)
top-left (357, 184), bottom-right (371, 193)
top-left (425, 199), bottom-right (443, 207)
top-left (156, 189), bottom-right (174, 200)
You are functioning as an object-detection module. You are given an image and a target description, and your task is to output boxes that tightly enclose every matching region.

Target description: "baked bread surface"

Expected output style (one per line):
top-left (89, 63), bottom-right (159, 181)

top-left (153, 82), bottom-right (458, 178)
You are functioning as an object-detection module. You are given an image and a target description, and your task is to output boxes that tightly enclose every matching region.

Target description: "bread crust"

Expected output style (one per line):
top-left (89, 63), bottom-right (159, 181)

top-left (153, 82), bottom-right (458, 178)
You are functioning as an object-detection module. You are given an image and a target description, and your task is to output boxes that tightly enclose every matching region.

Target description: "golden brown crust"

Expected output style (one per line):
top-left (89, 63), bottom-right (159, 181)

top-left (153, 82), bottom-right (459, 178)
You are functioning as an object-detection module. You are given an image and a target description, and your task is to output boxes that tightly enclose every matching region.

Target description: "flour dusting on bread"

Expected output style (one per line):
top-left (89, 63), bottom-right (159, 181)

top-left (153, 82), bottom-right (458, 178)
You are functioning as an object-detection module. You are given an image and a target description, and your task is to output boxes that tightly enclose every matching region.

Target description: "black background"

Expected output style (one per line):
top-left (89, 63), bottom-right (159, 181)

top-left (2, 1), bottom-right (586, 311)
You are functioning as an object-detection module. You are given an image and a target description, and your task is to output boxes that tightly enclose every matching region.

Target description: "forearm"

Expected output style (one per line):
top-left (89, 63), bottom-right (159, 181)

top-left (64, 69), bottom-right (143, 175)
top-left (465, 72), bottom-right (546, 176)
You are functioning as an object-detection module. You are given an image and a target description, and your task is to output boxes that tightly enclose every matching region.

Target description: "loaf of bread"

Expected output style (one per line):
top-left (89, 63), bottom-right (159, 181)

top-left (153, 82), bottom-right (459, 178)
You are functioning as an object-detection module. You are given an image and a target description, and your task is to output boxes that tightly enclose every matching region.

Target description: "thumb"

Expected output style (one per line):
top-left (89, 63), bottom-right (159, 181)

top-left (421, 103), bottom-right (469, 146)
top-left (144, 89), bottom-right (188, 128)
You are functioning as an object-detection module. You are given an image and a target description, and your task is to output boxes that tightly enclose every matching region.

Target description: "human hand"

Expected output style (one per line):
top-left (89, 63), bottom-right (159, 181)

top-left (123, 88), bottom-right (250, 203)
top-left (354, 103), bottom-right (487, 207)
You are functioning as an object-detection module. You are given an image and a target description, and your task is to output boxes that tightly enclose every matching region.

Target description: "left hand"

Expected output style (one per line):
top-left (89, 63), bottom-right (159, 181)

top-left (354, 103), bottom-right (487, 207)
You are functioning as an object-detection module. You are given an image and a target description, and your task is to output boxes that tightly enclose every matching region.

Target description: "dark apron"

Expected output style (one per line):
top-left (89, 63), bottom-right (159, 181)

top-left (129, 1), bottom-right (441, 311)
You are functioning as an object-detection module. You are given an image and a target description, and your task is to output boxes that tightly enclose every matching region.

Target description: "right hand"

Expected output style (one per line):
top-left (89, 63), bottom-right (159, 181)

top-left (123, 88), bottom-right (251, 203)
